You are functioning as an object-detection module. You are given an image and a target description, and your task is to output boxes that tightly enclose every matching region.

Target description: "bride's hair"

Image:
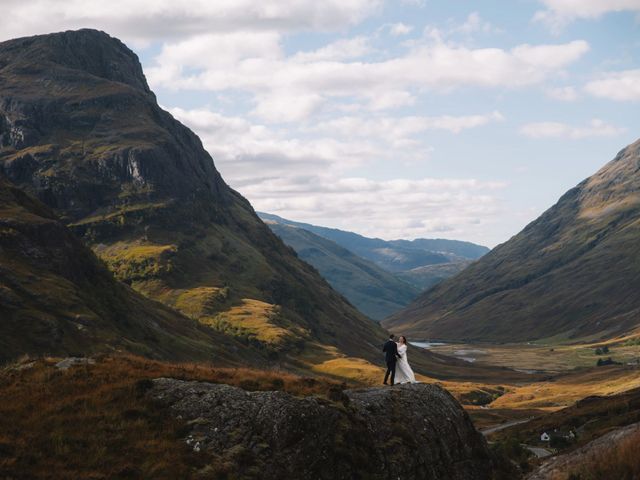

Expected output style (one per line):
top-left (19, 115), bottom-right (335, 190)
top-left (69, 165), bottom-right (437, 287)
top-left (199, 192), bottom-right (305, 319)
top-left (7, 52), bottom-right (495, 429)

top-left (399, 335), bottom-right (407, 344)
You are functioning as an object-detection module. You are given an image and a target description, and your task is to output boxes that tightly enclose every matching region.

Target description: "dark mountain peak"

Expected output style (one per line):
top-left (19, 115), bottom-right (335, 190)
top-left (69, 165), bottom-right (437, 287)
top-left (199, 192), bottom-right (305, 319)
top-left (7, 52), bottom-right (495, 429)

top-left (0, 29), bottom-right (229, 220)
top-left (0, 29), bottom-right (151, 94)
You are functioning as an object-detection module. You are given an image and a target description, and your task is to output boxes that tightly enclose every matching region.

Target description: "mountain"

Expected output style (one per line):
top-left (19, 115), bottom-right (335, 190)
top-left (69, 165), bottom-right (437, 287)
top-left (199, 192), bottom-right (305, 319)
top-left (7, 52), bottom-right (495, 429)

top-left (263, 221), bottom-right (420, 320)
top-left (0, 29), bottom-right (388, 365)
top-left (0, 175), bottom-right (254, 363)
top-left (396, 261), bottom-right (474, 291)
top-left (385, 139), bottom-right (640, 343)
top-left (259, 212), bottom-right (488, 274)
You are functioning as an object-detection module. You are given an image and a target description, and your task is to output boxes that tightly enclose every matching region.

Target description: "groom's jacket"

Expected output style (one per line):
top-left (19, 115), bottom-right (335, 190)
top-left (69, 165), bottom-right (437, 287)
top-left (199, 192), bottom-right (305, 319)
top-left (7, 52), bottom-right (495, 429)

top-left (383, 340), bottom-right (400, 363)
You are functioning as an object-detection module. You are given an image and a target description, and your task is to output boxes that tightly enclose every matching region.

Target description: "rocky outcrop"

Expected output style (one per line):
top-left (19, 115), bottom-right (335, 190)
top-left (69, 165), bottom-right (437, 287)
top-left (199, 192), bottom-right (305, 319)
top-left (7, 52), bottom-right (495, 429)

top-left (150, 379), bottom-right (493, 480)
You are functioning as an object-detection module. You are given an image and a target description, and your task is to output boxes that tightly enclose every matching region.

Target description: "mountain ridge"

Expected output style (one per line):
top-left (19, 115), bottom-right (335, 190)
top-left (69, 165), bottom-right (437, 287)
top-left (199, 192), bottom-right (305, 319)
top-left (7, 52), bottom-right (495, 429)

top-left (259, 212), bottom-right (489, 270)
top-left (385, 138), bottom-right (640, 342)
top-left (264, 220), bottom-right (420, 320)
top-left (259, 212), bottom-right (488, 295)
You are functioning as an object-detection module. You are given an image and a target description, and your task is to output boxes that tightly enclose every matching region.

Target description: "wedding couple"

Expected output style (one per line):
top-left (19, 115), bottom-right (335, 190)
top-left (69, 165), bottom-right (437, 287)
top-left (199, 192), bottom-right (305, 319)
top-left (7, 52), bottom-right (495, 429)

top-left (382, 334), bottom-right (417, 385)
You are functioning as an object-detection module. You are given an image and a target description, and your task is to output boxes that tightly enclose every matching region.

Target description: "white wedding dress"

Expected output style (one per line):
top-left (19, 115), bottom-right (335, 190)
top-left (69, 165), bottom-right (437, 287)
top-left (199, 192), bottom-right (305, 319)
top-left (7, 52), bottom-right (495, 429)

top-left (395, 343), bottom-right (417, 384)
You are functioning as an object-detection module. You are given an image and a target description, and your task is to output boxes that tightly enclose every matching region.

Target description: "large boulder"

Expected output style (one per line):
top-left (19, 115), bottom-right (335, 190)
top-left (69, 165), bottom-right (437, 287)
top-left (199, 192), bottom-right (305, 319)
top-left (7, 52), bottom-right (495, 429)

top-left (150, 379), bottom-right (493, 480)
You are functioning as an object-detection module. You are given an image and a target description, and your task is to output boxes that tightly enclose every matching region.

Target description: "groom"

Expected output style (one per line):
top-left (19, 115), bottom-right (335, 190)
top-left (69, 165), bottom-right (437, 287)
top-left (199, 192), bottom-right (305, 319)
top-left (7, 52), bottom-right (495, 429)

top-left (382, 334), bottom-right (401, 385)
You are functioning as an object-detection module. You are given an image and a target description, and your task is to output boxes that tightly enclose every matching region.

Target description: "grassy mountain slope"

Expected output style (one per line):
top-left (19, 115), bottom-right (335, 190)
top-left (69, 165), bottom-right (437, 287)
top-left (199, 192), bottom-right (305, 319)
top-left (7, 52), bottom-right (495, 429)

top-left (263, 221), bottom-right (419, 320)
top-left (0, 175), bottom-right (255, 363)
top-left (396, 261), bottom-right (473, 291)
top-left (0, 29), bottom-right (389, 364)
top-left (258, 212), bottom-right (488, 273)
top-left (386, 139), bottom-right (640, 343)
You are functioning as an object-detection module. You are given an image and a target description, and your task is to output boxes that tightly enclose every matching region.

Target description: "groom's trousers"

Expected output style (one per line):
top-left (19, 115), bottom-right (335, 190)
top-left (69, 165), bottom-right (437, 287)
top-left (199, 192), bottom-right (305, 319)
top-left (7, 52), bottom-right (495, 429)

top-left (384, 359), bottom-right (396, 385)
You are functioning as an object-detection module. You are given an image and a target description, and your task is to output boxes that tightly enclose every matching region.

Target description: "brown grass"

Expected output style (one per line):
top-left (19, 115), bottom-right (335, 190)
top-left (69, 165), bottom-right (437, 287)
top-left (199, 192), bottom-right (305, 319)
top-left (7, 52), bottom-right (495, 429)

top-left (429, 341), bottom-right (640, 372)
top-left (553, 429), bottom-right (640, 480)
top-left (491, 365), bottom-right (640, 410)
top-left (0, 354), bottom-right (347, 479)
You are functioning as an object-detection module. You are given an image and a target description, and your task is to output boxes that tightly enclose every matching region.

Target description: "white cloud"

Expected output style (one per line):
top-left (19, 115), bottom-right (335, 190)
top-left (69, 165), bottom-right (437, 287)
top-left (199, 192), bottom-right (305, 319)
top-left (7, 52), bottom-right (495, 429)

top-left (167, 106), bottom-right (375, 181)
top-left (251, 92), bottom-right (325, 122)
top-left (244, 176), bottom-right (506, 242)
top-left (169, 106), bottom-right (503, 180)
top-left (389, 23), bottom-right (414, 36)
top-left (584, 69), bottom-right (640, 101)
top-left (311, 112), bottom-right (504, 146)
top-left (167, 106), bottom-right (507, 243)
top-left (453, 12), bottom-right (501, 35)
top-left (421, 12), bottom-right (501, 41)
top-left (546, 86), bottom-right (579, 101)
top-left (0, 0), bottom-right (382, 44)
top-left (366, 90), bottom-right (416, 110)
top-left (519, 119), bottom-right (626, 139)
top-left (534, 0), bottom-right (640, 32)
top-left (149, 38), bottom-right (589, 121)
top-left (292, 37), bottom-right (373, 62)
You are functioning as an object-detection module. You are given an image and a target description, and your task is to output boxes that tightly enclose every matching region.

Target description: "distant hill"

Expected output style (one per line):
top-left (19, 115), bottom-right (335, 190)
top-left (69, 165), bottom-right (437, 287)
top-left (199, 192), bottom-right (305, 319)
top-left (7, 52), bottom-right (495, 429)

top-left (264, 221), bottom-right (420, 320)
top-left (396, 261), bottom-right (473, 291)
top-left (259, 213), bottom-right (488, 274)
top-left (385, 138), bottom-right (640, 343)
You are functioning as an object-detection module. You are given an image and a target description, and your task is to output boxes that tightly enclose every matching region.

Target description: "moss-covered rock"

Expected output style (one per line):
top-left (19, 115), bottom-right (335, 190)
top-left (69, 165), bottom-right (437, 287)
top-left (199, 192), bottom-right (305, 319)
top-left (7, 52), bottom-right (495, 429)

top-left (151, 379), bottom-right (494, 480)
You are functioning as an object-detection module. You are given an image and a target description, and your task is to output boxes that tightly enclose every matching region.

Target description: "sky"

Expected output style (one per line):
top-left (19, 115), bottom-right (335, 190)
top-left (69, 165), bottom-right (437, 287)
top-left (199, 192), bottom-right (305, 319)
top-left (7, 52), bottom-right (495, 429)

top-left (1, 0), bottom-right (639, 247)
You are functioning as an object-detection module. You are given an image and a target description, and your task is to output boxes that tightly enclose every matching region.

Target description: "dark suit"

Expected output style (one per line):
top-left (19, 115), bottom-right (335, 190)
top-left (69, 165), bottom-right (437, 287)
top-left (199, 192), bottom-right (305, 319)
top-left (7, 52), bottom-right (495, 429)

top-left (383, 340), bottom-right (401, 385)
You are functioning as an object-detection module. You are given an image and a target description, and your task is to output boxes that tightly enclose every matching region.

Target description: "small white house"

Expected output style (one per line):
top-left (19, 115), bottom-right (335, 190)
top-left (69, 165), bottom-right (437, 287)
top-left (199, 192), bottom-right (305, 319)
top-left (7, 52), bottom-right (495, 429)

top-left (540, 432), bottom-right (550, 442)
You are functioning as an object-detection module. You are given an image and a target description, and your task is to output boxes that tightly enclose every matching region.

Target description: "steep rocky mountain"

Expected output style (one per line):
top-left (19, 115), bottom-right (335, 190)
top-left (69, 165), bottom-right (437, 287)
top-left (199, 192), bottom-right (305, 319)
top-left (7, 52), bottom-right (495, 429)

top-left (263, 220), bottom-right (420, 320)
top-left (386, 139), bottom-right (640, 343)
top-left (151, 379), bottom-right (494, 480)
top-left (0, 175), bottom-right (254, 363)
top-left (258, 212), bottom-right (489, 288)
top-left (0, 29), bottom-right (387, 364)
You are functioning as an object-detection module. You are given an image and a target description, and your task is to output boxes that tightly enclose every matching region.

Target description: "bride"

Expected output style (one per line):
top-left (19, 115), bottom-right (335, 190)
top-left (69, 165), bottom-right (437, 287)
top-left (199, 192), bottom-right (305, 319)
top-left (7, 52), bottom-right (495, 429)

top-left (395, 336), bottom-right (417, 384)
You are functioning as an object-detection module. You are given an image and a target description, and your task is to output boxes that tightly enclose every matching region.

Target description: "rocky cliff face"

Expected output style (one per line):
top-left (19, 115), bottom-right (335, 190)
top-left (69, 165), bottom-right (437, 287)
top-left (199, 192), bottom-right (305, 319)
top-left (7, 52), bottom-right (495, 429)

top-left (150, 379), bottom-right (493, 480)
top-left (0, 29), bottom-right (388, 363)
top-left (386, 138), bottom-right (640, 343)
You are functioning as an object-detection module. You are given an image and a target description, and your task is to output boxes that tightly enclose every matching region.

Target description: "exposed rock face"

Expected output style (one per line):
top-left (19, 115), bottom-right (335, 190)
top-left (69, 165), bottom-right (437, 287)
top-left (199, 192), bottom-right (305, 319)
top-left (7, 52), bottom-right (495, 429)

top-left (386, 138), bottom-right (640, 343)
top-left (150, 379), bottom-right (493, 480)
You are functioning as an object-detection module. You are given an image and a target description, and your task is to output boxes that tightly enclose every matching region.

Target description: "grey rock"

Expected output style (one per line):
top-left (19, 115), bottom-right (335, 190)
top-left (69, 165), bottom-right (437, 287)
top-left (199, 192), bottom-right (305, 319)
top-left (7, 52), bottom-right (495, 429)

top-left (54, 357), bottom-right (95, 370)
top-left (150, 379), bottom-right (493, 480)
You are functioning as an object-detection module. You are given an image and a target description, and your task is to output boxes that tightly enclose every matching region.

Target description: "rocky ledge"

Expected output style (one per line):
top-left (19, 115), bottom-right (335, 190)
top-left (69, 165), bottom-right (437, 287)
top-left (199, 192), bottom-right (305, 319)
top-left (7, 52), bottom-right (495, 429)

top-left (150, 379), bottom-right (493, 480)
